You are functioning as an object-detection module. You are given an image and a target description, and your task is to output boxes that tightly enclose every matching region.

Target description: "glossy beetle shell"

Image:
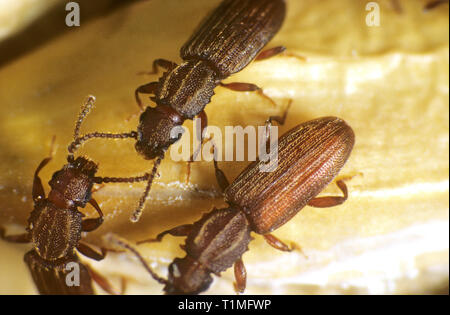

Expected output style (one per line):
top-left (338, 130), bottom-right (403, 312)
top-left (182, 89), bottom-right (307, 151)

top-left (181, 0), bottom-right (286, 78)
top-left (225, 117), bottom-right (355, 234)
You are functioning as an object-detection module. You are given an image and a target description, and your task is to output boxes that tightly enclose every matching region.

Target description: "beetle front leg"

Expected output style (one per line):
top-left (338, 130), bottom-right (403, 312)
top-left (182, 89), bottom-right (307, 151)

top-left (233, 258), bottom-right (247, 294)
top-left (137, 224), bottom-right (193, 244)
top-left (138, 58), bottom-right (178, 75)
top-left (135, 81), bottom-right (159, 110)
top-left (186, 110), bottom-right (209, 183)
top-left (81, 199), bottom-right (104, 232)
top-left (77, 242), bottom-right (106, 261)
top-left (32, 136), bottom-right (56, 201)
top-left (307, 179), bottom-right (348, 208)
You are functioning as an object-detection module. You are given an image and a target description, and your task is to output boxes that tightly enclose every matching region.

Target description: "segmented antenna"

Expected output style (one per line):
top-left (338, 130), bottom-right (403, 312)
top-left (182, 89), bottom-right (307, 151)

top-left (104, 233), bottom-right (167, 285)
top-left (130, 155), bottom-right (163, 222)
top-left (74, 95), bottom-right (96, 141)
top-left (67, 95), bottom-right (96, 162)
top-left (67, 95), bottom-right (137, 155)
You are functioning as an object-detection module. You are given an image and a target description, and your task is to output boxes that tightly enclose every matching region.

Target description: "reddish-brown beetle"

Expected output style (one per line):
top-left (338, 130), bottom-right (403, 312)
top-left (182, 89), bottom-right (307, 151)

top-left (0, 97), bottom-right (138, 294)
top-left (108, 116), bottom-right (355, 294)
top-left (68, 0), bottom-right (290, 222)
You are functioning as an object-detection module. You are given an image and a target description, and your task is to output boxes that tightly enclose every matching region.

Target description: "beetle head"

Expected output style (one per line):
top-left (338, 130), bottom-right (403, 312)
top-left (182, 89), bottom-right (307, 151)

top-left (164, 257), bottom-right (213, 295)
top-left (135, 106), bottom-right (183, 160)
top-left (48, 157), bottom-right (97, 209)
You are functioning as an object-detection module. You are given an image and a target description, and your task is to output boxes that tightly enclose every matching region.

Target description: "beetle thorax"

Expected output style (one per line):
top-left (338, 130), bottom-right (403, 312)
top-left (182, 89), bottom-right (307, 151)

top-left (155, 60), bottom-right (218, 119)
top-left (48, 157), bottom-right (98, 209)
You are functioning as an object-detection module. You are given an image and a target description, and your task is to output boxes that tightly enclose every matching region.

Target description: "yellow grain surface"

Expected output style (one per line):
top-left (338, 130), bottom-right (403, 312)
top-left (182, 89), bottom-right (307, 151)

top-left (0, 0), bottom-right (448, 294)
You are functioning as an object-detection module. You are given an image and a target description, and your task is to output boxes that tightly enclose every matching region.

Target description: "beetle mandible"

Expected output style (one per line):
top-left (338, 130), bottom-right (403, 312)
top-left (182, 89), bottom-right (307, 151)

top-left (108, 116), bottom-right (355, 294)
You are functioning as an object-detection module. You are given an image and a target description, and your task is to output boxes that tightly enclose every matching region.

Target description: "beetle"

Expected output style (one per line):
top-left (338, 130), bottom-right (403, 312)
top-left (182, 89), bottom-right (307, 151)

top-left (108, 116), bottom-right (355, 294)
top-left (0, 97), bottom-right (138, 294)
top-left (68, 0), bottom-right (290, 222)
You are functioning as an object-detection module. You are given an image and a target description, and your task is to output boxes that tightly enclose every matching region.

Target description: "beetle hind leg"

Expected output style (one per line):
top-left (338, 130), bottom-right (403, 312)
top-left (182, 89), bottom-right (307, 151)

top-left (263, 234), bottom-right (307, 258)
top-left (255, 46), bottom-right (306, 62)
top-left (307, 179), bottom-right (348, 208)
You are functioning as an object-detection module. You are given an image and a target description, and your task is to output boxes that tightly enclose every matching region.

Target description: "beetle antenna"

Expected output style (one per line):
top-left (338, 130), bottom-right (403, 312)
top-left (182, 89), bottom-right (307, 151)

top-left (130, 154), bottom-right (163, 222)
top-left (104, 233), bottom-right (168, 285)
top-left (74, 95), bottom-right (96, 141)
top-left (68, 95), bottom-right (96, 161)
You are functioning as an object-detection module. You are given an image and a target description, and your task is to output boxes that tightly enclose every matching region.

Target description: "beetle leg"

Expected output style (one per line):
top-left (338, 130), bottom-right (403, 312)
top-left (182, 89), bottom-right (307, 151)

top-left (0, 227), bottom-right (30, 243)
top-left (135, 81), bottom-right (159, 110)
top-left (213, 159), bottom-right (230, 193)
top-left (307, 179), bottom-right (348, 208)
top-left (266, 99), bottom-right (292, 127)
top-left (255, 45), bottom-right (286, 61)
top-left (263, 234), bottom-right (306, 258)
top-left (137, 58), bottom-right (178, 75)
top-left (77, 242), bottom-right (106, 261)
top-left (32, 137), bottom-right (56, 202)
top-left (81, 199), bottom-right (104, 232)
top-left (137, 224), bottom-right (193, 244)
top-left (255, 46), bottom-right (307, 62)
top-left (186, 110), bottom-right (209, 183)
top-left (219, 82), bottom-right (278, 108)
top-left (263, 100), bottom-right (292, 145)
top-left (86, 264), bottom-right (124, 295)
top-left (233, 258), bottom-right (247, 294)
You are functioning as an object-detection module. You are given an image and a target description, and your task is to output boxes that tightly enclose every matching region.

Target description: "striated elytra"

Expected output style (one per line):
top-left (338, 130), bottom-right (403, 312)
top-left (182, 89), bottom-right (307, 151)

top-left (226, 116), bottom-right (355, 234)
top-left (110, 116), bottom-right (355, 294)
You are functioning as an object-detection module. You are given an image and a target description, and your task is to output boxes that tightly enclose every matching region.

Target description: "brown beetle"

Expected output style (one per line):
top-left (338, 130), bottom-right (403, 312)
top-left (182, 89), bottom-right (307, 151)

top-left (0, 97), bottom-right (137, 294)
top-left (108, 116), bottom-right (355, 294)
top-left (68, 0), bottom-right (290, 222)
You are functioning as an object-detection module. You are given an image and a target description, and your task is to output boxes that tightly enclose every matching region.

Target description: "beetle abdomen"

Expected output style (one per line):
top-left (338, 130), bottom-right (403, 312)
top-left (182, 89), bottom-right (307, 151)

top-left (24, 251), bottom-right (94, 295)
top-left (181, 0), bottom-right (286, 78)
top-left (185, 207), bottom-right (252, 274)
top-left (226, 117), bottom-right (355, 234)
